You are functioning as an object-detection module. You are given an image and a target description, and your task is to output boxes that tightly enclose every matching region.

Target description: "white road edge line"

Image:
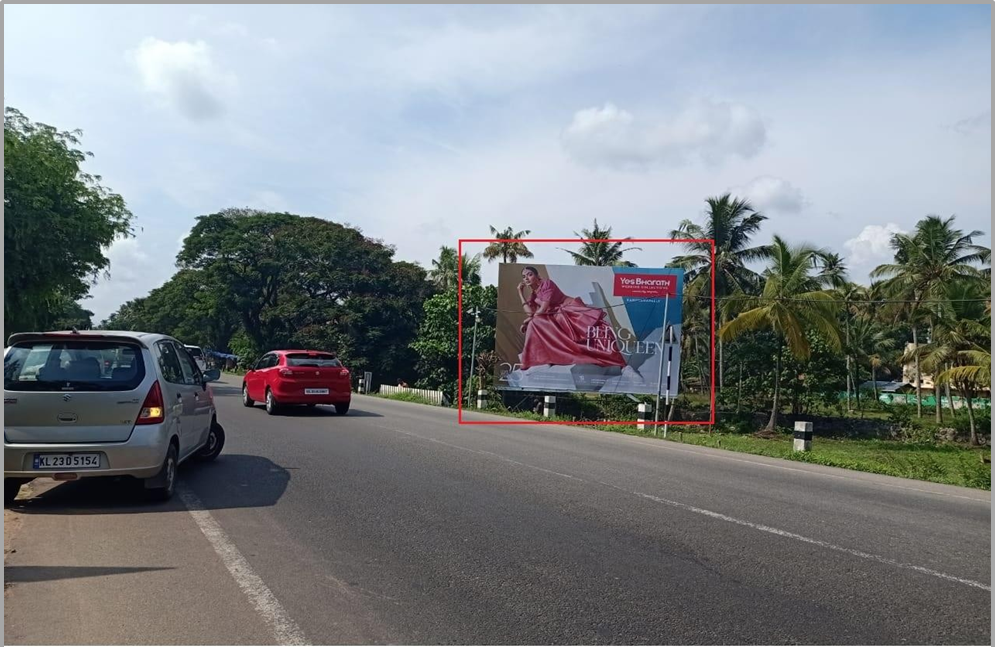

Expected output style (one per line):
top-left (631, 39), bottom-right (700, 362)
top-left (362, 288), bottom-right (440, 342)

top-left (179, 487), bottom-right (310, 646)
top-left (456, 409), bottom-right (989, 503)
top-left (378, 424), bottom-right (991, 593)
top-left (628, 489), bottom-right (992, 592)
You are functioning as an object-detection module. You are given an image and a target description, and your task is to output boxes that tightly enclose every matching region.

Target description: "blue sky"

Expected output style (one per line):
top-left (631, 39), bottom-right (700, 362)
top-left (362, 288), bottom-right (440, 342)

top-left (4, 4), bottom-right (990, 322)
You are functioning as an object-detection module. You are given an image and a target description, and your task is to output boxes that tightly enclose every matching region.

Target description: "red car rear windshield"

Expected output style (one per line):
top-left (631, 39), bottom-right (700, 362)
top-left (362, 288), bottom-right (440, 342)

top-left (285, 353), bottom-right (342, 368)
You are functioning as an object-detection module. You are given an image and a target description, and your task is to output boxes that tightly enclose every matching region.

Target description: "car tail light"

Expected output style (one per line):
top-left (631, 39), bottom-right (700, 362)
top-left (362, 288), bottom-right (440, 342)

top-left (137, 381), bottom-right (165, 425)
top-left (279, 368), bottom-right (294, 377)
top-left (339, 369), bottom-right (350, 377)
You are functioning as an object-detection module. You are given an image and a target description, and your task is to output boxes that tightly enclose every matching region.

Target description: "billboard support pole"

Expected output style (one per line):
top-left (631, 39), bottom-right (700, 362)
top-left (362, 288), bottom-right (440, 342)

top-left (466, 308), bottom-right (481, 407)
top-left (664, 324), bottom-right (674, 438)
top-left (653, 295), bottom-right (670, 434)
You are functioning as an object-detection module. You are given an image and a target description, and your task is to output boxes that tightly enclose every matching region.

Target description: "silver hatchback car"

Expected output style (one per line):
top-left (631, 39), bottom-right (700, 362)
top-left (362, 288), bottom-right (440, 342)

top-left (4, 330), bottom-right (225, 504)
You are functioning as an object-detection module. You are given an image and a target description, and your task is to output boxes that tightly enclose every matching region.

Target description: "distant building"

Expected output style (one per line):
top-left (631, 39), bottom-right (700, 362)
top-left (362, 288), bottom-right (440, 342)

top-left (859, 380), bottom-right (914, 394)
top-left (900, 341), bottom-right (990, 401)
top-left (902, 342), bottom-right (935, 390)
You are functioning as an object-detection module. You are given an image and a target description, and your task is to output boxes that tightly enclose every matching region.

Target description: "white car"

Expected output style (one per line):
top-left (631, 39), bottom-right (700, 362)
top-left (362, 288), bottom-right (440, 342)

top-left (5, 331), bottom-right (225, 503)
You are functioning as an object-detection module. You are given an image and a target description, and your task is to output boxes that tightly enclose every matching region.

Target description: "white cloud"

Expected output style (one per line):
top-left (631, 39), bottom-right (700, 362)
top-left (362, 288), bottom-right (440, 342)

top-left (561, 99), bottom-right (766, 170)
top-left (951, 110), bottom-right (990, 135)
top-left (217, 22), bottom-right (249, 38)
top-left (730, 175), bottom-right (806, 214)
top-left (130, 37), bottom-right (236, 121)
top-left (104, 237), bottom-right (149, 284)
top-left (371, 7), bottom-right (686, 97)
top-left (249, 190), bottom-right (289, 212)
top-left (844, 223), bottom-right (905, 267)
top-left (84, 237), bottom-right (164, 323)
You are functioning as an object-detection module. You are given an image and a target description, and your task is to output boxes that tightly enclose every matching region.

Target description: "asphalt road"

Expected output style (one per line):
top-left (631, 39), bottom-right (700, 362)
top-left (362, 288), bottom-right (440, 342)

top-left (5, 376), bottom-right (991, 645)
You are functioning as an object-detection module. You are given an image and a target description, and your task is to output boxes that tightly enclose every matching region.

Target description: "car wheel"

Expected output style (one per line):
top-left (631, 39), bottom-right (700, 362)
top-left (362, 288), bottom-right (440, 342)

top-left (242, 384), bottom-right (254, 407)
top-left (146, 444), bottom-right (178, 502)
top-left (4, 478), bottom-right (29, 507)
top-left (265, 389), bottom-right (280, 415)
top-left (335, 402), bottom-right (350, 416)
top-left (196, 419), bottom-right (225, 462)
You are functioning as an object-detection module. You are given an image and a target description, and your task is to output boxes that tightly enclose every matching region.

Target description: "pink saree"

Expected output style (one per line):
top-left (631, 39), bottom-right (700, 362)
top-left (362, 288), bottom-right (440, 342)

top-left (520, 279), bottom-right (626, 370)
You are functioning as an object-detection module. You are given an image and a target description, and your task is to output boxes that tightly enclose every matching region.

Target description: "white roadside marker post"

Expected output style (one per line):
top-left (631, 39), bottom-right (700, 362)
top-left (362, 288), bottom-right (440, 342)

top-left (637, 403), bottom-right (653, 431)
top-left (543, 395), bottom-right (556, 418)
top-left (794, 421), bottom-right (814, 452)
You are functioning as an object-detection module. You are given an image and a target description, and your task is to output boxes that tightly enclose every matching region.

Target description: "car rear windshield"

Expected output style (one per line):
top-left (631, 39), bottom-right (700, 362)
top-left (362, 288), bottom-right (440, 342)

top-left (286, 353), bottom-right (342, 368)
top-left (4, 340), bottom-right (146, 392)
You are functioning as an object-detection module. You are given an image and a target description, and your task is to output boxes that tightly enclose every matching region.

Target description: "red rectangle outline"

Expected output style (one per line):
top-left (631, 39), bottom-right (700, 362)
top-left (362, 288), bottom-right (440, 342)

top-left (457, 238), bottom-right (717, 426)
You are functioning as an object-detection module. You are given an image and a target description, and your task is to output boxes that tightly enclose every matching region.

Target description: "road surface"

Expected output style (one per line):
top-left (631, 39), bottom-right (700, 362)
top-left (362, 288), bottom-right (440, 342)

top-left (5, 376), bottom-right (991, 645)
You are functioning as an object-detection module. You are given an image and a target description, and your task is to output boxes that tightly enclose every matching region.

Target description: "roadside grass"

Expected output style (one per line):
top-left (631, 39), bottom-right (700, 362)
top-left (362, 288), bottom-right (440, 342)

top-left (440, 399), bottom-right (993, 490)
top-left (664, 431), bottom-right (991, 490)
top-left (374, 391), bottom-right (441, 406)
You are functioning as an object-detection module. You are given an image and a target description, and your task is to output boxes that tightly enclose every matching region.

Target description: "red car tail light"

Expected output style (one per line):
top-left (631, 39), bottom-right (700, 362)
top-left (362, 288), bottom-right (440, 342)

top-left (136, 381), bottom-right (165, 425)
top-left (339, 369), bottom-right (350, 377)
top-left (278, 368), bottom-right (294, 377)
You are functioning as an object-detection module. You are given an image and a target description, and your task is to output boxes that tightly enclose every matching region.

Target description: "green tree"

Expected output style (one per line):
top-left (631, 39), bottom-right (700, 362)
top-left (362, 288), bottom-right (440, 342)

top-left (561, 219), bottom-right (640, 267)
top-left (411, 284), bottom-right (496, 401)
top-left (50, 298), bottom-right (95, 331)
top-left (907, 281), bottom-right (990, 444)
top-left (483, 226), bottom-right (534, 264)
top-left (937, 346), bottom-right (991, 444)
top-left (176, 209), bottom-right (424, 378)
top-left (4, 107), bottom-right (133, 334)
top-left (103, 269), bottom-right (239, 351)
top-left (101, 297), bottom-right (150, 332)
top-left (176, 209), bottom-right (298, 352)
top-left (720, 236), bottom-right (842, 431)
top-left (670, 194), bottom-right (768, 390)
top-left (872, 215), bottom-right (989, 419)
top-left (291, 260), bottom-right (432, 384)
top-left (817, 252), bottom-right (849, 290)
top-left (848, 314), bottom-right (900, 406)
top-left (429, 246), bottom-right (481, 290)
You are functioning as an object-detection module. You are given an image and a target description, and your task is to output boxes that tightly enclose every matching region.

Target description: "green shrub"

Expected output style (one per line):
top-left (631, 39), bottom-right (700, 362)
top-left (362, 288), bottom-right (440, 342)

top-left (957, 454), bottom-right (992, 490)
top-left (380, 391), bottom-right (438, 406)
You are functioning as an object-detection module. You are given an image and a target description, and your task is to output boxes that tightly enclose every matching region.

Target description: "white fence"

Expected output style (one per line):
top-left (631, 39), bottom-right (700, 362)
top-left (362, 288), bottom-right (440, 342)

top-left (377, 384), bottom-right (448, 406)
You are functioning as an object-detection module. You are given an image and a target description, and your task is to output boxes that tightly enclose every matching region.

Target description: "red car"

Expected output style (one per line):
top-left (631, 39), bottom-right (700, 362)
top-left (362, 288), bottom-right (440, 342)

top-left (242, 350), bottom-right (351, 415)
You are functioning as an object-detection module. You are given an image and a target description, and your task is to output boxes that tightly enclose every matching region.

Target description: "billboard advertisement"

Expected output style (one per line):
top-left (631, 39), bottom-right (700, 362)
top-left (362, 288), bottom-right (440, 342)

top-left (494, 263), bottom-right (683, 395)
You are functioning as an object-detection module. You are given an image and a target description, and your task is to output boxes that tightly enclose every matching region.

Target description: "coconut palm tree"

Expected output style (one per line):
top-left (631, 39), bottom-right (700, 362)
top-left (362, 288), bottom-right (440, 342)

top-left (482, 226), bottom-right (534, 264)
top-left (906, 280), bottom-right (990, 441)
top-left (670, 194), bottom-right (769, 390)
top-left (817, 252), bottom-right (849, 290)
top-left (720, 236), bottom-right (842, 432)
top-left (847, 314), bottom-right (898, 412)
top-left (560, 219), bottom-right (640, 267)
top-left (429, 246), bottom-right (481, 290)
top-left (833, 281), bottom-right (868, 412)
top-left (872, 215), bottom-right (988, 419)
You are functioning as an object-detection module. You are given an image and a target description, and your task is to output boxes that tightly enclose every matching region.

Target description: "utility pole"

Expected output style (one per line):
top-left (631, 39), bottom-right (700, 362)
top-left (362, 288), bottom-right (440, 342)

top-left (466, 308), bottom-right (481, 407)
top-left (653, 295), bottom-right (670, 434)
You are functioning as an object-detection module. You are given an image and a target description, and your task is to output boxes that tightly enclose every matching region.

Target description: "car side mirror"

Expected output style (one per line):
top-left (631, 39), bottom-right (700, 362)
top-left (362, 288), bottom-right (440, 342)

top-left (203, 368), bottom-right (221, 384)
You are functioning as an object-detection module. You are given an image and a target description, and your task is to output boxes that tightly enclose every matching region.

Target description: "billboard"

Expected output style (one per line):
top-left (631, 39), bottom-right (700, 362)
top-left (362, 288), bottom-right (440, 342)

top-left (494, 263), bottom-right (683, 395)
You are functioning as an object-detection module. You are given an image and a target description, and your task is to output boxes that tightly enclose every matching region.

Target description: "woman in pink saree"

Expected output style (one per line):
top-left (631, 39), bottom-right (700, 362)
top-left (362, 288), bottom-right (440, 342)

top-left (516, 266), bottom-right (626, 370)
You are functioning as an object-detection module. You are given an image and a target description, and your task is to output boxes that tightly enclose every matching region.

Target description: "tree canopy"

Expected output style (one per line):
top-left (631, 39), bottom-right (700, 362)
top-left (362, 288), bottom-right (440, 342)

top-left (4, 107), bottom-right (132, 333)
